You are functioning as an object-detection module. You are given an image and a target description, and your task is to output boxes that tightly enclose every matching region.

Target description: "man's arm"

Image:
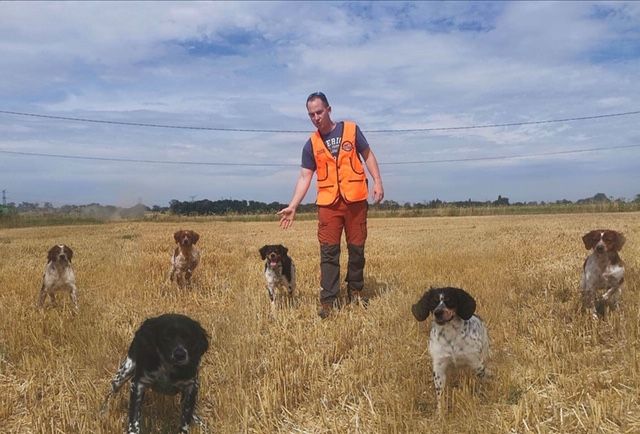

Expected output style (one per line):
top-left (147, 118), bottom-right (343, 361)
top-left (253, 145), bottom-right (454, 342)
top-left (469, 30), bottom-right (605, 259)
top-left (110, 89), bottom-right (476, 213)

top-left (277, 167), bottom-right (314, 229)
top-left (361, 148), bottom-right (384, 204)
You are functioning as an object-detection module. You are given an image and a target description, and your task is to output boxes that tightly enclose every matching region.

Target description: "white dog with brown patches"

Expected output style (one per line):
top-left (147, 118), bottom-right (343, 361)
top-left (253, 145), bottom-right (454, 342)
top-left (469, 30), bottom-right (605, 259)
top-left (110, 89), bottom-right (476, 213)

top-left (580, 229), bottom-right (625, 317)
top-left (170, 230), bottom-right (200, 289)
top-left (39, 244), bottom-right (79, 309)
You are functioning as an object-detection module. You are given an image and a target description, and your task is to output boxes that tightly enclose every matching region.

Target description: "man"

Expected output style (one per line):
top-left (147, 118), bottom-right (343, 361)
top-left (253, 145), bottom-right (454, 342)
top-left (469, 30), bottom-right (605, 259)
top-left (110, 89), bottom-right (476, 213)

top-left (277, 92), bottom-right (384, 318)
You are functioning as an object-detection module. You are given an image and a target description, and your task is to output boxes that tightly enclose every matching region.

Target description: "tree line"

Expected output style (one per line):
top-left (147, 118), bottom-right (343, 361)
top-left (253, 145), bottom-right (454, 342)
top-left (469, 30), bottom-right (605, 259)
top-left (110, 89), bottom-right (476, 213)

top-left (2, 193), bottom-right (639, 217)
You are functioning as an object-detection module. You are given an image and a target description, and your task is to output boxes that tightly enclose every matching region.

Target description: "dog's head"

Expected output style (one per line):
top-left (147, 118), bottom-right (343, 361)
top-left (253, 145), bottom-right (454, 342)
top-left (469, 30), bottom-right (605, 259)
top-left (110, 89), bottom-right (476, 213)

top-left (582, 229), bottom-right (625, 254)
top-left (259, 244), bottom-right (288, 270)
top-left (135, 314), bottom-right (209, 368)
top-left (411, 287), bottom-right (476, 325)
top-left (47, 244), bottom-right (73, 264)
top-left (174, 230), bottom-right (200, 248)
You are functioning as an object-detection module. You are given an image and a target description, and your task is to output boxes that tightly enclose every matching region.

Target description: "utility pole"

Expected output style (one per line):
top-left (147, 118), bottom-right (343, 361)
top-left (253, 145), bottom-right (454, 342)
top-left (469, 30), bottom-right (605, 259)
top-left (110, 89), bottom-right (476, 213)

top-left (189, 195), bottom-right (196, 202)
top-left (2, 189), bottom-right (6, 206)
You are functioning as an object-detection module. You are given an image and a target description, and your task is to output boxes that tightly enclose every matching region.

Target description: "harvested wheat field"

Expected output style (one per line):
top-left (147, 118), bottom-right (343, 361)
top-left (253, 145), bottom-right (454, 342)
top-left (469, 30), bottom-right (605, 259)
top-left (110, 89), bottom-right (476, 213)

top-left (0, 212), bottom-right (639, 433)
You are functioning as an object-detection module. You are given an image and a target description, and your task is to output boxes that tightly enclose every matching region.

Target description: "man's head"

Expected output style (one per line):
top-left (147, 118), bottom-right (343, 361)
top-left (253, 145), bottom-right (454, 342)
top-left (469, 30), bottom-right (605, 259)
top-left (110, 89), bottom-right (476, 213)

top-left (306, 91), bottom-right (334, 134)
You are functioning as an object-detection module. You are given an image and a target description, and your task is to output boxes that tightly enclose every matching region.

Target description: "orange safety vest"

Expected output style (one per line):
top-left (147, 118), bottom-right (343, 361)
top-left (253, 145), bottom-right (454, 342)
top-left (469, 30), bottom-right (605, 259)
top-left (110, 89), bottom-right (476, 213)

top-left (310, 121), bottom-right (368, 206)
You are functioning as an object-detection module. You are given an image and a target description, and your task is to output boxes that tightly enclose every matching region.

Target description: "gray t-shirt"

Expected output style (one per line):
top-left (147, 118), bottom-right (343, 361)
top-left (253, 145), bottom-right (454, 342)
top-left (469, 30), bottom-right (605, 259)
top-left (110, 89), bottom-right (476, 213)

top-left (301, 121), bottom-right (370, 171)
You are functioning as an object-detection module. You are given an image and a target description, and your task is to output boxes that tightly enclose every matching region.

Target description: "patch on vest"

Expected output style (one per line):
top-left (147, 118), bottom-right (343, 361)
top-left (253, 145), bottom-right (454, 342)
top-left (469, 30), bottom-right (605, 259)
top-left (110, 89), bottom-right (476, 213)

top-left (341, 141), bottom-right (354, 152)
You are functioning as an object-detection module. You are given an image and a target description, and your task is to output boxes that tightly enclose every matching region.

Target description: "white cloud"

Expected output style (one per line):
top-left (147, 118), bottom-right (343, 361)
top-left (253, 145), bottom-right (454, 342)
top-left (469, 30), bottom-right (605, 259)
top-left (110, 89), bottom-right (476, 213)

top-left (1, 1), bottom-right (639, 205)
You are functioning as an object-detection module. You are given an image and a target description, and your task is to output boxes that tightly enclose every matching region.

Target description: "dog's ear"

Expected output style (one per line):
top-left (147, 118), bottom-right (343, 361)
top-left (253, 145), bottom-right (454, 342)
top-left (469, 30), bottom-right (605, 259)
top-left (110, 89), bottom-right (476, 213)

top-left (47, 245), bottom-right (58, 262)
top-left (129, 317), bottom-right (160, 360)
top-left (63, 245), bottom-right (73, 262)
top-left (174, 230), bottom-right (182, 243)
top-left (190, 321), bottom-right (209, 359)
top-left (278, 244), bottom-right (288, 256)
top-left (259, 245), bottom-right (268, 260)
top-left (451, 287), bottom-right (476, 320)
top-left (190, 231), bottom-right (200, 245)
top-left (582, 230), bottom-right (600, 250)
top-left (412, 288), bottom-right (437, 322)
top-left (612, 231), bottom-right (625, 251)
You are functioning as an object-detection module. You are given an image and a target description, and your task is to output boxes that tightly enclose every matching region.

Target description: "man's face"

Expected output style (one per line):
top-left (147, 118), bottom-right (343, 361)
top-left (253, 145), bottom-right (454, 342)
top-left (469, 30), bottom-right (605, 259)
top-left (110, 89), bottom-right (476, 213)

top-left (307, 97), bottom-right (332, 132)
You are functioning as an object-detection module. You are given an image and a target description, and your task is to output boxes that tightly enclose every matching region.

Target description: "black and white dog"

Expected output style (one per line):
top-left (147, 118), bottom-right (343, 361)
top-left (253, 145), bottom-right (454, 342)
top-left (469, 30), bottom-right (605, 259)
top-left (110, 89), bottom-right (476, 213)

top-left (38, 244), bottom-right (79, 309)
top-left (412, 287), bottom-right (490, 411)
top-left (259, 244), bottom-right (296, 311)
top-left (104, 314), bottom-right (209, 434)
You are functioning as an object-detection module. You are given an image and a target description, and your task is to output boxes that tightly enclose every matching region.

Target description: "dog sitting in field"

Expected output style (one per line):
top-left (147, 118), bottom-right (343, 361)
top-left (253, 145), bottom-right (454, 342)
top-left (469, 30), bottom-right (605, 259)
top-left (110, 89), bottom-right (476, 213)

top-left (104, 313), bottom-right (209, 434)
top-left (579, 229), bottom-right (625, 318)
top-left (259, 244), bottom-right (296, 311)
top-left (170, 230), bottom-right (200, 288)
top-left (38, 244), bottom-right (79, 309)
top-left (412, 287), bottom-right (490, 412)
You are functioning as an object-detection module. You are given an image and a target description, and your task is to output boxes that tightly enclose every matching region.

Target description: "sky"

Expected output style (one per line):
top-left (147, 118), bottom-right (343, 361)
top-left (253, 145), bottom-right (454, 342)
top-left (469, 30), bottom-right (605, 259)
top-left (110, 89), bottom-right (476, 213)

top-left (1, 1), bottom-right (639, 207)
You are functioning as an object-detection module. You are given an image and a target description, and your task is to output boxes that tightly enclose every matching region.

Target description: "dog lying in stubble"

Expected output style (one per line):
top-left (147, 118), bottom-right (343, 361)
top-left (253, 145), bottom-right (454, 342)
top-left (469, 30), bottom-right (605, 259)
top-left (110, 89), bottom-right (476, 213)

top-left (259, 244), bottom-right (296, 312)
top-left (103, 313), bottom-right (209, 434)
top-left (38, 244), bottom-right (79, 309)
top-left (170, 230), bottom-right (200, 289)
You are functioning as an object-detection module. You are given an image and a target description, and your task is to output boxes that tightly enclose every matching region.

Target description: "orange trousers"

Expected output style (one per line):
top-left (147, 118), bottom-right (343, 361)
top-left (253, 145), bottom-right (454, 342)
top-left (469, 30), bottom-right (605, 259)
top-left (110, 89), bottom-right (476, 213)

top-left (317, 197), bottom-right (368, 304)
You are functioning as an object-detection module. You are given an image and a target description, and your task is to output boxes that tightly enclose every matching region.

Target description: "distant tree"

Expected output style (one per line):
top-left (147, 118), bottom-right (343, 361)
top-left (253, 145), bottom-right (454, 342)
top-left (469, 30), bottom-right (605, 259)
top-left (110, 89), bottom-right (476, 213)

top-left (493, 195), bottom-right (509, 206)
top-left (377, 200), bottom-right (400, 210)
top-left (576, 192), bottom-right (610, 204)
top-left (18, 202), bottom-right (38, 211)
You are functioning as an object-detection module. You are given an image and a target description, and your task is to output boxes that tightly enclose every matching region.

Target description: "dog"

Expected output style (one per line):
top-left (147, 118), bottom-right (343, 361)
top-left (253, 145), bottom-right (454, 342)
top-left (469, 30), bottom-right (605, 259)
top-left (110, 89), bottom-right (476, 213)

top-left (38, 244), bottom-right (79, 309)
top-left (579, 229), bottom-right (625, 317)
top-left (170, 230), bottom-right (200, 288)
top-left (259, 244), bottom-right (296, 311)
top-left (412, 287), bottom-right (489, 412)
top-left (104, 313), bottom-right (209, 434)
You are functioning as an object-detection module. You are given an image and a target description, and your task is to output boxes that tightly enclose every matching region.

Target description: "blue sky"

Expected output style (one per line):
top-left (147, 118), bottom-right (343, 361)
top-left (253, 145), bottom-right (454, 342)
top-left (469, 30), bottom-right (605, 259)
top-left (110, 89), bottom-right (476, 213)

top-left (1, 1), bottom-right (639, 206)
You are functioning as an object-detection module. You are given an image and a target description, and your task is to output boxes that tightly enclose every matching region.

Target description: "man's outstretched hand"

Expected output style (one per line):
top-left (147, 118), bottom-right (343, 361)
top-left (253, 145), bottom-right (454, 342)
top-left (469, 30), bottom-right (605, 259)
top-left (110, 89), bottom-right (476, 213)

top-left (277, 206), bottom-right (296, 229)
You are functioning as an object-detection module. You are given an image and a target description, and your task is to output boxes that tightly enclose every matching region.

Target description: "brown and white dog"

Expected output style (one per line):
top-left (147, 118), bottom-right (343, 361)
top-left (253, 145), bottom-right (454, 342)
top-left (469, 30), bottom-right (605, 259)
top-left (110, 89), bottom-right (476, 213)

top-left (579, 229), bottom-right (625, 317)
top-left (38, 244), bottom-right (79, 309)
top-left (170, 230), bottom-right (200, 289)
top-left (259, 244), bottom-right (296, 312)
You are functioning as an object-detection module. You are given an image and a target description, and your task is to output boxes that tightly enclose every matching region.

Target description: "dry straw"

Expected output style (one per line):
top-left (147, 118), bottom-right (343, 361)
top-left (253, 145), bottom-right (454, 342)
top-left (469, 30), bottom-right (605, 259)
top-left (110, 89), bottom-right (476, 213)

top-left (0, 213), bottom-right (638, 433)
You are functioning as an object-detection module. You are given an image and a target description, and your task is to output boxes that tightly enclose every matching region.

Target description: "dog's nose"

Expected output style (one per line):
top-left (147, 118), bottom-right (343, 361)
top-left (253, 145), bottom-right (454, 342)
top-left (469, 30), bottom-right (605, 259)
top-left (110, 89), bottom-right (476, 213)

top-left (596, 244), bottom-right (605, 252)
top-left (172, 346), bottom-right (188, 362)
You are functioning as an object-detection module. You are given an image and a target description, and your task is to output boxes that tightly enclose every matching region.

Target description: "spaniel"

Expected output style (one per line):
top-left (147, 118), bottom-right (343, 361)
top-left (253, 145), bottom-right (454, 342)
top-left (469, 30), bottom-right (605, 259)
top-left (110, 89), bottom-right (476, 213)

top-left (104, 313), bottom-right (209, 434)
top-left (412, 287), bottom-right (489, 412)
top-left (259, 244), bottom-right (296, 312)
top-left (38, 244), bottom-right (79, 309)
top-left (170, 230), bottom-right (200, 288)
top-left (579, 229), bottom-right (625, 317)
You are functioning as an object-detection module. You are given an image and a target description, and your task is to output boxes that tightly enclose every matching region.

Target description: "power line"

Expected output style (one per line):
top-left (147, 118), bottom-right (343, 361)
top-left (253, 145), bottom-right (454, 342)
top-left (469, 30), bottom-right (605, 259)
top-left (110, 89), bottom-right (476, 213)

top-left (1, 109), bottom-right (640, 134)
top-left (381, 144), bottom-right (640, 165)
top-left (0, 149), bottom-right (293, 166)
top-left (1, 144), bottom-right (638, 167)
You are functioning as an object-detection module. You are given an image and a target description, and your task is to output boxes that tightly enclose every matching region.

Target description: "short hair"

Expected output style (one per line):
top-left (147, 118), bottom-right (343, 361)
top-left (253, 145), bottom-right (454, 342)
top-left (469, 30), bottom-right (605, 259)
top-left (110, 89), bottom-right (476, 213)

top-left (306, 91), bottom-right (329, 108)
